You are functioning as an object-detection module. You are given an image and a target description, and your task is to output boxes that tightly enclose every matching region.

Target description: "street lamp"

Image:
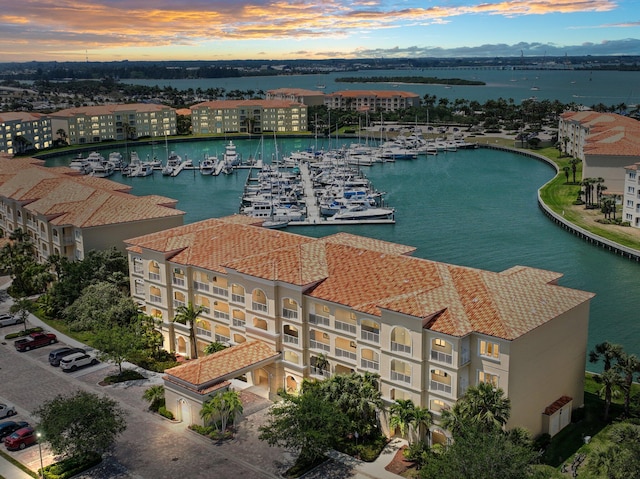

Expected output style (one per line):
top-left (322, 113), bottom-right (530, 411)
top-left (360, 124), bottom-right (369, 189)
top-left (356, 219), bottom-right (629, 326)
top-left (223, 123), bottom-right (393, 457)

top-left (36, 432), bottom-right (45, 478)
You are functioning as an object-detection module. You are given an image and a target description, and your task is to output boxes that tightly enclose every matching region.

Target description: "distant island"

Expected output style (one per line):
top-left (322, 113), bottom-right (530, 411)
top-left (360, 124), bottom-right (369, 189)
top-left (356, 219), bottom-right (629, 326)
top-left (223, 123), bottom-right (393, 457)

top-left (335, 76), bottom-right (486, 86)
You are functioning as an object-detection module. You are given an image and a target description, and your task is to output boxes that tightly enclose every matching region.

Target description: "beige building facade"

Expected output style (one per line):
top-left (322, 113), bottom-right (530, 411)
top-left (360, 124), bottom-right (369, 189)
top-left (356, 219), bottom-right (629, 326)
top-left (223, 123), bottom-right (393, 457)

top-left (0, 112), bottom-right (53, 155)
top-left (126, 216), bottom-right (594, 437)
top-left (623, 162), bottom-right (640, 228)
top-left (0, 155), bottom-right (184, 261)
top-left (190, 99), bottom-right (307, 135)
top-left (48, 104), bottom-right (177, 146)
top-left (324, 90), bottom-right (421, 112)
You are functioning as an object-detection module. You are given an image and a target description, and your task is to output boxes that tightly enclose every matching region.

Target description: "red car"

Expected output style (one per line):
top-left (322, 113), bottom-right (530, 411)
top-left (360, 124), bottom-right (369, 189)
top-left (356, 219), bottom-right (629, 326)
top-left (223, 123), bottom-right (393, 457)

top-left (4, 427), bottom-right (36, 450)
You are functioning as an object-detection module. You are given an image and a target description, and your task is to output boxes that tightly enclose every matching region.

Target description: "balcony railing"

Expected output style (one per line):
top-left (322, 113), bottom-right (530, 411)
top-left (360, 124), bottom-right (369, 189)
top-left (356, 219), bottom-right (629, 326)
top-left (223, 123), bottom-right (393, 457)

top-left (360, 330), bottom-right (380, 343)
top-left (149, 295), bottom-right (162, 304)
top-left (391, 371), bottom-right (411, 384)
top-left (148, 272), bottom-right (161, 281)
top-left (173, 300), bottom-right (186, 309)
top-left (391, 342), bottom-right (412, 355)
top-left (361, 358), bottom-right (379, 370)
top-left (282, 308), bottom-right (298, 319)
top-left (232, 318), bottom-right (246, 328)
top-left (133, 265), bottom-right (144, 274)
top-left (196, 327), bottom-right (212, 338)
top-left (215, 334), bottom-right (230, 343)
top-left (283, 333), bottom-right (299, 345)
top-left (335, 348), bottom-right (357, 361)
top-left (310, 366), bottom-right (331, 378)
top-left (430, 380), bottom-right (452, 394)
top-left (193, 281), bottom-right (209, 292)
top-left (335, 320), bottom-right (357, 334)
top-left (431, 350), bottom-right (453, 364)
top-left (252, 301), bottom-right (268, 313)
top-left (172, 277), bottom-right (185, 287)
top-left (309, 339), bottom-right (331, 352)
top-left (214, 310), bottom-right (230, 320)
top-left (231, 293), bottom-right (245, 304)
top-left (213, 286), bottom-right (228, 297)
top-left (309, 313), bottom-right (330, 327)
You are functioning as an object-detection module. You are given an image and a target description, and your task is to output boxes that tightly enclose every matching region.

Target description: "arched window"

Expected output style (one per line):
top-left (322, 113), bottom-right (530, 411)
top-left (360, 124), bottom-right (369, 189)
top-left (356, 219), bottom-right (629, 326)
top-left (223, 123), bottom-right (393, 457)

top-left (252, 289), bottom-right (268, 312)
top-left (360, 348), bottom-right (379, 370)
top-left (283, 325), bottom-right (299, 345)
top-left (282, 298), bottom-right (298, 319)
top-left (430, 369), bottom-right (452, 394)
top-left (148, 261), bottom-right (161, 280)
top-left (173, 291), bottom-right (186, 309)
top-left (233, 334), bottom-right (246, 344)
top-left (390, 359), bottom-right (411, 384)
top-left (149, 286), bottom-right (162, 304)
top-left (231, 284), bottom-right (245, 304)
top-left (214, 325), bottom-right (230, 343)
top-left (431, 337), bottom-right (453, 364)
top-left (253, 317), bottom-right (268, 331)
top-left (360, 318), bottom-right (380, 343)
top-left (390, 327), bottom-right (412, 354)
top-left (232, 309), bottom-right (246, 328)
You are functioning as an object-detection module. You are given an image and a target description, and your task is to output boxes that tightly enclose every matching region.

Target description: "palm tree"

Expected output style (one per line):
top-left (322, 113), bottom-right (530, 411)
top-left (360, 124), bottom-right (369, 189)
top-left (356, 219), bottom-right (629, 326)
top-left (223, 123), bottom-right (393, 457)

top-left (204, 342), bottom-right (227, 355)
top-left (142, 385), bottom-right (165, 411)
top-left (200, 390), bottom-right (243, 433)
top-left (173, 303), bottom-right (206, 359)
top-left (56, 128), bottom-right (68, 145)
top-left (613, 351), bottom-right (640, 417)
top-left (458, 382), bottom-right (511, 432)
top-left (389, 399), bottom-right (416, 438)
top-left (562, 166), bottom-right (571, 184)
top-left (411, 406), bottom-right (433, 443)
top-left (569, 158), bottom-right (581, 184)
top-left (589, 341), bottom-right (624, 422)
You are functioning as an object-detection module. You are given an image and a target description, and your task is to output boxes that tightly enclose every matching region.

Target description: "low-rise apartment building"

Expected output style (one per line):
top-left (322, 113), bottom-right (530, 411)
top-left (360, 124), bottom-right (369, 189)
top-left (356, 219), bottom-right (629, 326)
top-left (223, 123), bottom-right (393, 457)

top-left (623, 162), bottom-right (640, 227)
top-left (190, 99), bottom-right (307, 135)
top-left (266, 88), bottom-right (326, 106)
top-left (0, 155), bottom-right (184, 261)
top-left (558, 111), bottom-right (640, 193)
top-left (48, 104), bottom-right (177, 146)
top-left (126, 216), bottom-right (594, 438)
top-left (324, 90), bottom-right (420, 112)
top-left (0, 112), bottom-right (53, 155)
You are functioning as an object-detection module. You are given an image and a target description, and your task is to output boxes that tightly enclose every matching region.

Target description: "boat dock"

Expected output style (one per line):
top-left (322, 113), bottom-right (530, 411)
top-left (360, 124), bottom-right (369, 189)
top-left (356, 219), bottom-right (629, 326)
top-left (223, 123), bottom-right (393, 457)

top-left (278, 162), bottom-right (395, 227)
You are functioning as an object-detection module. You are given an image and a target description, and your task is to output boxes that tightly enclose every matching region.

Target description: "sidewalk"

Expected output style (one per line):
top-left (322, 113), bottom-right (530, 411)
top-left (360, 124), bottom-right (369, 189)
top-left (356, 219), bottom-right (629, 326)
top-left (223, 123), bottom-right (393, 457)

top-left (0, 457), bottom-right (34, 479)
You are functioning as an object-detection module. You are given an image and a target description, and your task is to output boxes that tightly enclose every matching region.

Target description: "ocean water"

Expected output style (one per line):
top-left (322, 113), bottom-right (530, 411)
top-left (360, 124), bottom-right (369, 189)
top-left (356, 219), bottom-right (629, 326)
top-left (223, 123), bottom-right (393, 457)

top-left (122, 68), bottom-right (640, 107)
top-left (44, 140), bottom-right (640, 367)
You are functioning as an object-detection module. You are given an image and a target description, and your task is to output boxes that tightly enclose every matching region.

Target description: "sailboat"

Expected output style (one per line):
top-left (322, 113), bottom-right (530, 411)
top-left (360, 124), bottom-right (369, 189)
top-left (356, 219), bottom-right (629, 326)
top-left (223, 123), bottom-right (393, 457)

top-left (262, 135), bottom-right (291, 229)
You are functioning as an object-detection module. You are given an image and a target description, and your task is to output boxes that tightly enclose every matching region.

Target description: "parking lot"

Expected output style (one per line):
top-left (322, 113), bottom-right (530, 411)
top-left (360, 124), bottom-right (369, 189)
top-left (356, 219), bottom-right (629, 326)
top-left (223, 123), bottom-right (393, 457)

top-left (0, 316), bottom-right (297, 479)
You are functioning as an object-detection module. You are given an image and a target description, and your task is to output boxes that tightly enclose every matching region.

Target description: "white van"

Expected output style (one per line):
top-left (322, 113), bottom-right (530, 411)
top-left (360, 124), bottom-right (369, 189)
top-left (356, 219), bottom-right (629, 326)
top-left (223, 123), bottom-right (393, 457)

top-left (60, 352), bottom-right (98, 372)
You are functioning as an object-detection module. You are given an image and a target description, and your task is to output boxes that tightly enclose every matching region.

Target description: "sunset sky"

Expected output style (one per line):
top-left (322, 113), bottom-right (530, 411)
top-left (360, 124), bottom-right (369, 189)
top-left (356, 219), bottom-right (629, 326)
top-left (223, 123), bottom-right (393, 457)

top-left (1, 0), bottom-right (639, 62)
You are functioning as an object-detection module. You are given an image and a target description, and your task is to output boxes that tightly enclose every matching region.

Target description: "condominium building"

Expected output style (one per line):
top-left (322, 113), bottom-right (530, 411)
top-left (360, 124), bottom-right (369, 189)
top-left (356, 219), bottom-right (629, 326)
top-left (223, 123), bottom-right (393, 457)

top-left (126, 216), bottom-right (594, 438)
top-left (0, 112), bottom-right (53, 155)
top-left (623, 162), bottom-right (640, 228)
top-left (0, 155), bottom-right (184, 261)
top-left (324, 90), bottom-right (420, 112)
top-left (48, 104), bottom-right (177, 146)
top-left (190, 99), bottom-right (307, 135)
top-left (558, 111), bottom-right (640, 193)
top-left (266, 88), bottom-right (326, 106)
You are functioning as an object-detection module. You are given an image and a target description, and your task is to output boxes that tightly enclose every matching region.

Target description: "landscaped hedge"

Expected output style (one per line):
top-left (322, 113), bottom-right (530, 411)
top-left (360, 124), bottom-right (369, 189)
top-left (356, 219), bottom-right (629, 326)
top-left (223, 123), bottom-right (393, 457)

top-left (158, 406), bottom-right (174, 420)
top-left (3, 327), bottom-right (43, 340)
top-left (42, 452), bottom-right (101, 479)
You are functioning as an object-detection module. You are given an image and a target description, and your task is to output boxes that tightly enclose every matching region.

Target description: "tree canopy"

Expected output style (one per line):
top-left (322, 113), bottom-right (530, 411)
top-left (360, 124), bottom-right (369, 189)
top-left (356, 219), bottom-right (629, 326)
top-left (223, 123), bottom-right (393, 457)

top-left (35, 390), bottom-right (127, 459)
top-left (63, 281), bottom-right (138, 331)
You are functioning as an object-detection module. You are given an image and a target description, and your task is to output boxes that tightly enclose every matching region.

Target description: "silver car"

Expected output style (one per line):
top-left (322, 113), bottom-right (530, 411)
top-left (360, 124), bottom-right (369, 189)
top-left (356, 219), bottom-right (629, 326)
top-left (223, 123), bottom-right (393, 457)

top-left (0, 314), bottom-right (23, 328)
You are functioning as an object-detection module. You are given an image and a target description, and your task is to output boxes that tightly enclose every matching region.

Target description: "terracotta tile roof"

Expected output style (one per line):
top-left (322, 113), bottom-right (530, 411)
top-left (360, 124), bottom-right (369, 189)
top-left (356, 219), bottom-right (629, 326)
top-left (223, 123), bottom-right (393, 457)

top-left (562, 111), bottom-right (640, 157)
top-left (129, 217), bottom-right (595, 341)
top-left (164, 340), bottom-right (279, 391)
top-left (0, 112), bottom-right (46, 122)
top-left (192, 99), bottom-right (304, 110)
top-left (543, 396), bottom-right (573, 415)
top-left (327, 90), bottom-right (420, 99)
top-left (49, 103), bottom-right (175, 118)
top-left (0, 158), bottom-right (184, 228)
top-left (267, 88), bottom-right (325, 96)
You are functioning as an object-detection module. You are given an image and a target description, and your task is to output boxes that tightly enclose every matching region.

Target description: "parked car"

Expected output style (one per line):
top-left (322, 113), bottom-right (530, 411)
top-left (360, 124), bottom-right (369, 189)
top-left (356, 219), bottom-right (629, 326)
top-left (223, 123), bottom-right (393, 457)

top-left (14, 332), bottom-right (57, 352)
top-left (0, 313), bottom-right (23, 327)
top-left (60, 352), bottom-right (98, 372)
top-left (0, 421), bottom-right (29, 440)
top-left (49, 347), bottom-right (86, 367)
top-left (0, 404), bottom-right (16, 419)
top-left (4, 427), bottom-right (36, 450)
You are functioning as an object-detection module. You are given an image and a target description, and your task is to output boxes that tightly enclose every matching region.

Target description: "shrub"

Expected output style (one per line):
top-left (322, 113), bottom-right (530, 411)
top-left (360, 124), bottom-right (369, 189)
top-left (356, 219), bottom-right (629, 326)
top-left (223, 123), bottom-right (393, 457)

top-left (4, 327), bottom-right (43, 339)
top-left (42, 452), bottom-right (101, 479)
top-left (533, 433), bottom-right (551, 452)
top-left (102, 369), bottom-right (145, 384)
top-left (158, 406), bottom-right (174, 420)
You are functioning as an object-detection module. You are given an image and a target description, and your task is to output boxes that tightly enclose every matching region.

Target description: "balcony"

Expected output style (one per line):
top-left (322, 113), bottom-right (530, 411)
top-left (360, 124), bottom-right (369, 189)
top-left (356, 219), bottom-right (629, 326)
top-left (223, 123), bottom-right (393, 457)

top-left (431, 350), bottom-right (453, 364)
top-left (309, 313), bottom-right (330, 327)
top-left (213, 310), bottom-right (230, 321)
top-left (335, 348), bottom-right (357, 361)
top-left (335, 320), bottom-right (357, 334)
top-left (252, 301), bottom-right (268, 313)
top-left (360, 330), bottom-right (380, 343)
top-left (196, 327), bottom-right (212, 338)
top-left (360, 358), bottom-right (379, 370)
top-left (232, 318), bottom-right (246, 328)
top-left (310, 366), bottom-right (331, 378)
top-left (391, 342), bottom-right (412, 355)
top-left (213, 286), bottom-right (228, 297)
top-left (231, 293), bottom-right (245, 304)
top-left (193, 281), bottom-right (209, 292)
top-left (173, 300), bottom-right (186, 309)
top-left (149, 295), bottom-right (162, 304)
top-left (391, 371), bottom-right (411, 384)
top-left (215, 334), bottom-right (230, 343)
top-left (309, 339), bottom-right (331, 352)
top-left (282, 308), bottom-right (298, 320)
top-left (430, 380), bottom-right (452, 394)
top-left (283, 334), bottom-right (299, 345)
top-left (172, 277), bottom-right (185, 287)
top-left (148, 272), bottom-right (161, 281)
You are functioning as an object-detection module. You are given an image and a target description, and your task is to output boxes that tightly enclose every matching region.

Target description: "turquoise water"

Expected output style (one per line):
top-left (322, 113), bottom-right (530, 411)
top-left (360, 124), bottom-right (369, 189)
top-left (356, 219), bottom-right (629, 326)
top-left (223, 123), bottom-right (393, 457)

top-left (123, 68), bottom-right (640, 106)
top-left (45, 140), bottom-right (640, 366)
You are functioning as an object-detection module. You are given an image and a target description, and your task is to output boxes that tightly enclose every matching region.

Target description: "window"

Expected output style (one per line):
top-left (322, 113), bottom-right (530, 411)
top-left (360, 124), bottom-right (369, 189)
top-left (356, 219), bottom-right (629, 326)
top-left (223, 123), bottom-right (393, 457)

top-left (480, 340), bottom-right (500, 360)
top-left (479, 371), bottom-right (499, 387)
top-left (434, 338), bottom-right (446, 348)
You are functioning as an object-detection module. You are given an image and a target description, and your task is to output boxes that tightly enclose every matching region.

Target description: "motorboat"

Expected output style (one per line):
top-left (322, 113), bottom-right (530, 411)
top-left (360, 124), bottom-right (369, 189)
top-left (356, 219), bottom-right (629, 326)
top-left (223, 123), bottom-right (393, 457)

top-left (107, 152), bottom-right (126, 170)
top-left (69, 155), bottom-right (91, 175)
top-left (89, 161), bottom-right (115, 178)
top-left (200, 156), bottom-right (217, 175)
top-left (162, 152), bottom-right (182, 176)
top-left (328, 204), bottom-right (395, 221)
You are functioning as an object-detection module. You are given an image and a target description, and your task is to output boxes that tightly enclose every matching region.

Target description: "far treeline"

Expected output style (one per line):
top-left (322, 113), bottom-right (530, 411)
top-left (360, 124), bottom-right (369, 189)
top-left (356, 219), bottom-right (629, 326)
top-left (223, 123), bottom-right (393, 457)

top-left (335, 76), bottom-right (485, 86)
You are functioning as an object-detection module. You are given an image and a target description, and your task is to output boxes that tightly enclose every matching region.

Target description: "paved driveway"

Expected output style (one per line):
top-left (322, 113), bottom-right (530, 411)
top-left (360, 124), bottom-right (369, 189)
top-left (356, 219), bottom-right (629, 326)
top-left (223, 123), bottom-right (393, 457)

top-left (0, 322), bottom-right (295, 479)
